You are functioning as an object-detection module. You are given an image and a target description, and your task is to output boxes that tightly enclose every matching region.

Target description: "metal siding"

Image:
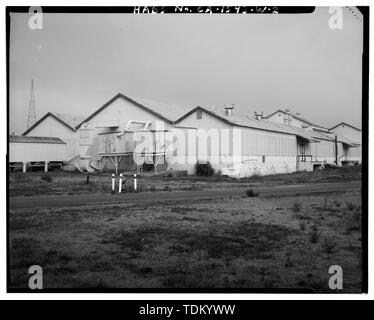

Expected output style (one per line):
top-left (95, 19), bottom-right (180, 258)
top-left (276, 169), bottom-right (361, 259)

top-left (9, 142), bottom-right (66, 162)
top-left (24, 115), bottom-right (78, 158)
top-left (241, 127), bottom-right (296, 157)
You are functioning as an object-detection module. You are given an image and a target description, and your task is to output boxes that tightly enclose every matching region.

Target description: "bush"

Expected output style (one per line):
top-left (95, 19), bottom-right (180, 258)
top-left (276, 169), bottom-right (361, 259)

top-left (299, 221), bottom-right (306, 231)
top-left (245, 187), bottom-right (258, 197)
top-left (195, 161), bottom-right (215, 177)
top-left (40, 174), bottom-right (53, 182)
top-left (142, 163), bottom-right (155, 172)
top-left (321, 237), bottom-right (336, 254)
top-left (309, 226), bottom-right (321, 244)
top-left (291, 202), bottom-right (302, 214)
top-left (346, 201), bottom-right (356, 211)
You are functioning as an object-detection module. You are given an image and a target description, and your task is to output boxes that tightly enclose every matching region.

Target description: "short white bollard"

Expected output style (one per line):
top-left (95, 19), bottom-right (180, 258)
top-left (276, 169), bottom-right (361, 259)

top-left (118, 173), bottom-right (123, 193)
top-left (134, 174), bottom-right (137, 192)
top-left (22, 162), bottom-right (27, 173)
top-left (111, 174), bottom-right (115, 193)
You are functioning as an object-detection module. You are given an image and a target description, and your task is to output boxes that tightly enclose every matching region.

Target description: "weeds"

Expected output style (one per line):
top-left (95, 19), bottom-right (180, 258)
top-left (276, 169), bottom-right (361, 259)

top-left (299, 221), bottom-right (306, 231)
top-left (40, 174), bottom-right (53, 182)
top-left (333, 200), bottom-right (341, 208)
top-left (195, 161), bottom-right (215, 177)
top-left (292, 202), bottom-right (302, 214)
top-left (246, 184), bottom-right (258, 197)
top-left (345, 206), bottom-right (362, 233)
top-left (321, 236), bottom-right (336, 254)
top-left (285, 251), bottom-right (294, 268)
top-left (13, 173), bottom-right (32, 183)
top-left (323, 194), bottom-right (328, 210)
top-left (346, 202), bottom-right (356, 211)
top-left (309, 226), bottom-right (321, 244)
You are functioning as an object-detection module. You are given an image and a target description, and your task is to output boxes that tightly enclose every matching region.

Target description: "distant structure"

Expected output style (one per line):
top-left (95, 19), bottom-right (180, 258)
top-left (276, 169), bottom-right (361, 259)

top-left (27, 80), bottom-right (36, 129)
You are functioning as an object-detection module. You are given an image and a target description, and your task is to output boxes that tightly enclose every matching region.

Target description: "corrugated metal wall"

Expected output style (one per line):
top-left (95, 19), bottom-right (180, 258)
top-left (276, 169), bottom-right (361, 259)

top-left (241, 128), bottom-right (297, 156)
top-left (9, 142), bottom-right (66, 162)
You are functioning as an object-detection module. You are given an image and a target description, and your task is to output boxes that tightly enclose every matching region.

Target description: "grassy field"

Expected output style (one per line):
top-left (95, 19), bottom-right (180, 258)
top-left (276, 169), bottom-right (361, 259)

top-left (8, 165), bottom-right (362, 197)
top-left (9, 190), bottom-right (362, 292)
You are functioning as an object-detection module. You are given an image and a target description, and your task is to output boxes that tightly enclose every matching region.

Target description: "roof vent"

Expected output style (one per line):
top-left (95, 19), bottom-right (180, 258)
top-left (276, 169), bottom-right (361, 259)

top-left (254, 111), bottom-right (264, 120)
top-left (224, 104), bottom-right (234, 116)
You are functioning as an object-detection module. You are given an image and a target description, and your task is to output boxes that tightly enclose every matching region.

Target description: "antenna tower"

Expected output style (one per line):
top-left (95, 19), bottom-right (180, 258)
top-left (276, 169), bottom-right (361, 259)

top-left (27, 79), bottom-right (36, 129)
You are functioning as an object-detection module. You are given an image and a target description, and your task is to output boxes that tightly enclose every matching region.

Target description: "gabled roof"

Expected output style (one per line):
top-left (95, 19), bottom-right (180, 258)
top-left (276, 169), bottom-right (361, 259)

top-left (176, 106), bottom-right (333, 142)
top-left (76, 93), bottom-right (192, 128)
top-left (337, 136), bottom-right (360, 147)
top-left (23, 112), bottom-right (85, 136)
top-left (330, 122), bottom-right (362, 132)
top-left (10, 135), bottom-right (66, 144)
top-left (268, 109), bottom-right (330, 130)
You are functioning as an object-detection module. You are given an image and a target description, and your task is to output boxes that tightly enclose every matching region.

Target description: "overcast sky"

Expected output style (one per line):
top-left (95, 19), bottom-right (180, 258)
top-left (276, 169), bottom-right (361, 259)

top-left (9, 7), bottom-right (363, 134)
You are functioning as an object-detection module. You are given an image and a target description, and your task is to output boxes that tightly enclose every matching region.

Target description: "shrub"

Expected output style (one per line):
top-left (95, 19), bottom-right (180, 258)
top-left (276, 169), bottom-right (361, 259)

top-left (333, 200), bottom-right (341, 208)
top-left (195, 161), bottom-right (215, 177)
top-left (142, 163), bottom-right (154, 172)
top-left (309, 226), bottom-right (321, 244)
top-left (346, 201), bottom-right (356, 211)
top-left (285, 252), bottom-right (293, 268)
top-left (245, 186), bottom-right (258, 197)
top-left (292, 202), bottom-right (302, 214)
top-left (40, 174), bottom-right (53, 182)
top-left (321, 237), bottom-right (336, 254)
top-left (299, 221), bottom-right (306, 231)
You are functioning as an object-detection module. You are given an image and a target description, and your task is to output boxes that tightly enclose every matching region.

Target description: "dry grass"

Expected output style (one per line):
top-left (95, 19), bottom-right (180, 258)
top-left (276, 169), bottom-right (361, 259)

top-left (9, 166), bottom-right (362, 197)
top-left (8, 191), bottom-right (363, 292)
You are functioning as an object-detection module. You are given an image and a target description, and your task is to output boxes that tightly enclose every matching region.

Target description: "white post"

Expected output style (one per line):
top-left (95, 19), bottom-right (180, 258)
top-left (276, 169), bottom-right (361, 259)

top-left (134, 173), bottom-right (137, 192)
top-left (118, 173), bottom-right (123, 193)
top-left (22, 162), bottom-right (27, 173)
top-left (111, 174), bottom-right (115, 193)
top-left (44, 162), bottom-right (49, 172)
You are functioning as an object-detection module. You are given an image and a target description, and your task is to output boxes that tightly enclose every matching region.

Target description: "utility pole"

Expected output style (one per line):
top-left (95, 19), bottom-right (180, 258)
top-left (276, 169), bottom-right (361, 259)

top-left (335, 135), bottom-right (338, 165)
top-left (27, 79), bottom-right (36, 129)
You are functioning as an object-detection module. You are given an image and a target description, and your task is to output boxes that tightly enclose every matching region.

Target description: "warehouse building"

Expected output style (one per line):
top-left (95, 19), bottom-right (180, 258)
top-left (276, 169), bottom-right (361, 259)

top-left (267, 109), bottom-right (361, 167)
top-left (70, 93), bottom-right (192, 173)
top-left (13, 94), bottom-right (362, 177)
top-left (175, 106), bottom-right (317, 177)
top-left (9, 135), bottom-right (66, 172)
top-left (23, 112), bottom-right (84, 159)
top-left (330, 122), bottom-right (362, 165)
top-left (267, 109), bottom-right (331, 132)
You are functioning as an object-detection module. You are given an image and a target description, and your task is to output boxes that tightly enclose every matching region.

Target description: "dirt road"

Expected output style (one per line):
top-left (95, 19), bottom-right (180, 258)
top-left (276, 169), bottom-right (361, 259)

top-left (9, 181), bottom-right (361, 209)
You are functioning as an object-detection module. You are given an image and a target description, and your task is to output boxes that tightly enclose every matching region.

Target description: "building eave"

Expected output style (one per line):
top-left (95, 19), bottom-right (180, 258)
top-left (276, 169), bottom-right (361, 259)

top-left (22, 112), bottom-right (77, 136)
top-left (75, 93), bottom-right (174, 129)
